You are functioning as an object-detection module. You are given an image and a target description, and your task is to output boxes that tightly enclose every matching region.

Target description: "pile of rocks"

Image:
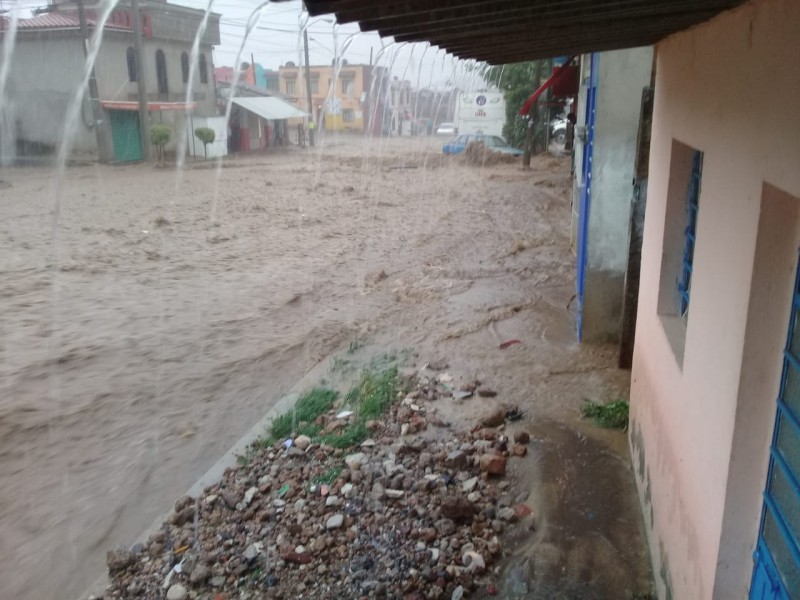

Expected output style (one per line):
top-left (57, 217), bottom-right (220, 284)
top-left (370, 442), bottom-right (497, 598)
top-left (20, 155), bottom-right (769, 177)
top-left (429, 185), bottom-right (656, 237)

top-left (104, 380), bottom-right (533, 600)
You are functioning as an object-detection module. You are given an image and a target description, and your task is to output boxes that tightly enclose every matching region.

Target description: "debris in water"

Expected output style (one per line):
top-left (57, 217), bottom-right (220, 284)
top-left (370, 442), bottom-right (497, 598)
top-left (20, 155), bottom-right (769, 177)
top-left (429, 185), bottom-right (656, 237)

top-left (498, 339), bottom-right (522, 349)
top-left (477, 388), bottom-right (498, 398)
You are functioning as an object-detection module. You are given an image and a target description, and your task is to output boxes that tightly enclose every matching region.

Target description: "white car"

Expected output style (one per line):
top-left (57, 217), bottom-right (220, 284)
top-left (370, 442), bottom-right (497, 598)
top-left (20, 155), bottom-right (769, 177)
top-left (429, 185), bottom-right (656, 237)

top-left (436, 122), bottom-right (455, 136)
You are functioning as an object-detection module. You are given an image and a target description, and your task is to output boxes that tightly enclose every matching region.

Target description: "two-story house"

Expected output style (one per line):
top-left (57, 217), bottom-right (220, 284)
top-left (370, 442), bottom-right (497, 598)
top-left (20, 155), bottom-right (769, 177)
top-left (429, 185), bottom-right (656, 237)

top-left (0, 0), bottom-right (220, 162)
top-left (278, 61), bottom-right (379, 133)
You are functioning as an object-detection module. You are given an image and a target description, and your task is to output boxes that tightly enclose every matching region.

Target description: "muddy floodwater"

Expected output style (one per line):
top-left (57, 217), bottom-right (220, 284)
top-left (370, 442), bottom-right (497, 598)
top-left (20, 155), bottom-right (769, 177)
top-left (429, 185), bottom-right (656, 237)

top-left (0, 137), bottom-right (649, 599)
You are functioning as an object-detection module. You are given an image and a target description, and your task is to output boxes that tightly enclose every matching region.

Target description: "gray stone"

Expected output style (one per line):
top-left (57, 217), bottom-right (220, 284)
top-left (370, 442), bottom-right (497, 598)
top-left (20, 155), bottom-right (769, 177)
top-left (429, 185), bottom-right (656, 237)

top-left (371, 481), bottom-right (385, 500)
top-left (210, 575), bottom-right (226, 587)
top-left (221, 490), bottom-right (238, 509)
top-left (498, 507), bottom-right (517, 522)
top-left (244, 544), bottom-right (259, 561)
top-left (385, 489), bottom-right (404, 499)
top-left (344, 452), bottom-right (367, 470)
top-left (326, 513), bottom-right (344, 529)
top-left (243, 486), bottom-right (258, 506)
top-left (444, 450), bottom-right (467, 469)
top-left (166, 584), bottom-right (188, 600)
top-left (451, 585), bottom-right (464, 600)
top-left (294, 435), bottom-right (312, 450)
top-left (462, 477), bottom-right (479, 493)
top-left (189, 563), bottom-right (210, 584)
top-left (106, 547), bottom-right (135, 572)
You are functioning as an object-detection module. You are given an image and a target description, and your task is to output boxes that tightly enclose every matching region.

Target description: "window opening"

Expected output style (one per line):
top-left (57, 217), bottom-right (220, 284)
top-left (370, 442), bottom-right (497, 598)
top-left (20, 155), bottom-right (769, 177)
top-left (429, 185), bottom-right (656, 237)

top-left (126, 47), bottom-right (136, 82)
top-left (678, 150), bottom-right (703, 317)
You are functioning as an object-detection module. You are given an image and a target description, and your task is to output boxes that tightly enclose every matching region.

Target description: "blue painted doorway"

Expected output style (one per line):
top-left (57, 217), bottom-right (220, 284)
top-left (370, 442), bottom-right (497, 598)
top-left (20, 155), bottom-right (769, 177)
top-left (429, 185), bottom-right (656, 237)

top-left (750, 255), bottom-right (800, 599)
top-left (575, 53), bottom-right (598, 341)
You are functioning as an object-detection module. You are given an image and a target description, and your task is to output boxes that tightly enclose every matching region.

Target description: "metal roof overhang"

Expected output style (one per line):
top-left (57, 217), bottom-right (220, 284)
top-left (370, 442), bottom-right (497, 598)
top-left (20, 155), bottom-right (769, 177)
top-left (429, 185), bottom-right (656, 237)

top-left (288, 0), bottom-right (747, 64)
top-left (231, 97), bottom-right (309, 120)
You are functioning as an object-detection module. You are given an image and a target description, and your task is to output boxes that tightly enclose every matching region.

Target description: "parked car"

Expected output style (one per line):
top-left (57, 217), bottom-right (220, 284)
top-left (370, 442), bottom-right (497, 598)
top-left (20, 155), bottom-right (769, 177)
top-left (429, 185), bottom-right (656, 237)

top-left (436, 122), bottom-right (456, 136)
top-left (550, 118), bottom-right (567, 145)
top-left (442, 134), bottom-right (524, 156)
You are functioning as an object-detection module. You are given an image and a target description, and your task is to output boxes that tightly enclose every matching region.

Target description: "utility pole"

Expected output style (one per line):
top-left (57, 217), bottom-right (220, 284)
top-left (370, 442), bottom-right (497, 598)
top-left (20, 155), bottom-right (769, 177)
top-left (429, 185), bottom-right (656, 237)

top-left (132, 0), bottom-right (150, 161)
top-left (303, 29), bottom-right (315, 147)
top-left (77, 0), bottom-right (109, 161)
top-left (250, 52), bottom-right (255, 84)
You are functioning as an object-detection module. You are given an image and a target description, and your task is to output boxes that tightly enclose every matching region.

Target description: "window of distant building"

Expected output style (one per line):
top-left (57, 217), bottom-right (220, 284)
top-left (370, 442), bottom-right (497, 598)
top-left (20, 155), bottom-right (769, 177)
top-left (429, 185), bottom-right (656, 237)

top-left (126, 47), bottom-right (137, 82)
top-left (181, 52), bottom-right (189, 84)
top-left (343, 109), bottom-right (355, 123)
top-left (199, 54), bottom-right (208, 84)
top-left (311, 80), bottom-right (319, 94)
top-left (287, 80), bottom-right (296, 95)
top-left (342, 78), bottom-right (354, 97)
top-left (155, 49), bottom-right (168, 96)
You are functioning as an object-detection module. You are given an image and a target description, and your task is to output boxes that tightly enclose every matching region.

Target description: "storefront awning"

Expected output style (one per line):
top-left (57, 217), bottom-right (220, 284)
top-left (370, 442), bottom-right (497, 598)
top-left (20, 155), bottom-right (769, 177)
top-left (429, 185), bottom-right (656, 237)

top-left (231, 97), bottom-right (308, 121)
top-left (100, 101), bottom-right (198, 111)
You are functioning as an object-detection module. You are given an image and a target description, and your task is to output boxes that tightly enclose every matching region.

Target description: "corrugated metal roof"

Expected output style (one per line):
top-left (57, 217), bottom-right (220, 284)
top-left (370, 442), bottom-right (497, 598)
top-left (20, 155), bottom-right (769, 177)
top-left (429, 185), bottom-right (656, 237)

top-left (1, 12), bottom-right (131, 32)
top-left (232, 96), bottom-right (309, 120)
top-left (290, 0), bottom-right (747, 64)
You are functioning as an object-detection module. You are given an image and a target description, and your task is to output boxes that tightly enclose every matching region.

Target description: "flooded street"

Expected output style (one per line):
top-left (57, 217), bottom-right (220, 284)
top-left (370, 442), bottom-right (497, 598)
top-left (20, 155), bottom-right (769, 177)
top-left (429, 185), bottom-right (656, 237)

top-left (0, 137), bottom-right (646, 599)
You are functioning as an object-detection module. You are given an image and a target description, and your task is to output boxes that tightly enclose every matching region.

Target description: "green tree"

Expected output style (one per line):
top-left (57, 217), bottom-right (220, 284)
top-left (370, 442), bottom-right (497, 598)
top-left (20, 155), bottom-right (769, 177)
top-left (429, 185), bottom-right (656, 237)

top-left (483, 61), bottom-right (551, 160)
top-left (194, 127), bottom-right (215, 158)
top-left (150, 124), bottom-right (171, 165)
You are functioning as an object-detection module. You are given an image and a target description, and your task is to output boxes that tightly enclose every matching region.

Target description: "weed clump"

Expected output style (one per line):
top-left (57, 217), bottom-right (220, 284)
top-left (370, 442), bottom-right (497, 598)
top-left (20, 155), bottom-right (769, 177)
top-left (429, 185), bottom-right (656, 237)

top-left (264, 388), bottom-right (338, 445)
top-left (259, 367), bottom-right (399, 451)
top-left (581, 399), bottom-right (629, 429)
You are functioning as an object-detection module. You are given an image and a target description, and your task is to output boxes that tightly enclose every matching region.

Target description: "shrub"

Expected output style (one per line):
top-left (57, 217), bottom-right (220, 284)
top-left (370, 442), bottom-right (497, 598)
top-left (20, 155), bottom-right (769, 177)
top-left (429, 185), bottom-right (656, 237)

top-left (150, 124), bottom-right (172, 164)
top-left (194, 127), bottom-right (215, 158)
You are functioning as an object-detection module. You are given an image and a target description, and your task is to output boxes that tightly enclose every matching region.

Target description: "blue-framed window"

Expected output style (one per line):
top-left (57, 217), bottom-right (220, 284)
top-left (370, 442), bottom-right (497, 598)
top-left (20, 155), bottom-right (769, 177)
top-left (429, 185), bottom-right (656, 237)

top-left (751, 255), bottom-right (800, 599)
top-left (677, 150), bottom-right (703, 317)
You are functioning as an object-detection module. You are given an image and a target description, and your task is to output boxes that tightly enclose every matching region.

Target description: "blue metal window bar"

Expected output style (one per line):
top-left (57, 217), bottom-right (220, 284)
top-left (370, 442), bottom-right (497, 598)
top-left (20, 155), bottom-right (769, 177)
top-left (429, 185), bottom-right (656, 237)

top-left (678, 151), bottom-right (703, 317)
top-left (751, 259), bottom-right (800, 598)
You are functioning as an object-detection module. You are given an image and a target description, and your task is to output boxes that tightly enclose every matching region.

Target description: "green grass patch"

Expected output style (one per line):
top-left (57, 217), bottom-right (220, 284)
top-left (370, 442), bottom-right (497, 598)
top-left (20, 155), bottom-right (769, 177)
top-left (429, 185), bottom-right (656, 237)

top-left (254, 367), bottom-right (400, 453)
top-left (582, 399), bottom-right (629, 429)
top-left (319, 421), bottom-right (369, 449)
top-left (346, 367), bottom-right (399, 419)
top-left (312, 467), bottom-right (342, 485)
top-left (264, 387), bottom-right (338, 445)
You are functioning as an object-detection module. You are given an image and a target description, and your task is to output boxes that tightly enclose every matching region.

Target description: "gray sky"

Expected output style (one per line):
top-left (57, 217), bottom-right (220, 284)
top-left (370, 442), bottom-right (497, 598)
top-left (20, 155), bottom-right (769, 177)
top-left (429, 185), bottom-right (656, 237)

top-left (170, 0), bottom-right (483, 89)
top-left (4, 0), bottom-right (486, 88)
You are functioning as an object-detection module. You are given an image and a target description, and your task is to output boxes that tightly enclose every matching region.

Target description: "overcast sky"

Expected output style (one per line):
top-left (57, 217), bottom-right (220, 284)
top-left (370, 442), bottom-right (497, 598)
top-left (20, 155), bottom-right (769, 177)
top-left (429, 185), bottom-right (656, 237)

top-left (175, 0), bottom-right (484, 90)
top-left (4, 0), bottom-right (487, 89)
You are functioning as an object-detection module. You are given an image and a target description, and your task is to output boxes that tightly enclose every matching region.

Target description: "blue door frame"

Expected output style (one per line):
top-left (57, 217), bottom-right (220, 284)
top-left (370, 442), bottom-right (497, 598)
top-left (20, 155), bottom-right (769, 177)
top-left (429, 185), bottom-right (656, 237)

top-left (751, 254), bottom-right (800, 599)
top-left (576, 53), bottom-right (598, 342)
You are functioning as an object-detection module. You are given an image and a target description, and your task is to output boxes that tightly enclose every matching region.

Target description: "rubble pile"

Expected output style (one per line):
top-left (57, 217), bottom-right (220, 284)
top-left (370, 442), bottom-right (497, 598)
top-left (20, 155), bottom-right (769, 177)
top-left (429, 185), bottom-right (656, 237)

top-left (104, 373), bottom-right (533, 600)
top-left (463, 142), bottom-right (520, 166)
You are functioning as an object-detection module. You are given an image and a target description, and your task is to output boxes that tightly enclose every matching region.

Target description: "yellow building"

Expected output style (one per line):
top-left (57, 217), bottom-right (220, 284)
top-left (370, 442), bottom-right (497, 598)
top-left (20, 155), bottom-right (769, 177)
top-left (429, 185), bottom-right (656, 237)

top-left (278, 62), bottom-right (375, 133)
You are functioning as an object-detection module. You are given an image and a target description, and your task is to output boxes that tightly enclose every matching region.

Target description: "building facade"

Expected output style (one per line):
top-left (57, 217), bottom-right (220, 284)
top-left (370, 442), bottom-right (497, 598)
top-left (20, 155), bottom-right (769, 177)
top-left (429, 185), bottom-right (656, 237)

top-left (571, 47), bottom-right (654, 343)
top-left (1, 0), bottom-right (220, 162)
top-left (629, 0), bottom-right (800, 598)
top-left (278, 62), bottom-right (377, 133)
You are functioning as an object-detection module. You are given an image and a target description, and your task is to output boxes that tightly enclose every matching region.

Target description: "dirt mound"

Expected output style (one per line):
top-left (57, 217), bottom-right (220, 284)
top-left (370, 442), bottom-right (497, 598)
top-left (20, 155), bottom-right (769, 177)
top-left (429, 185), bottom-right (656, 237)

top-left (464, 142), bottom-right (521, 166)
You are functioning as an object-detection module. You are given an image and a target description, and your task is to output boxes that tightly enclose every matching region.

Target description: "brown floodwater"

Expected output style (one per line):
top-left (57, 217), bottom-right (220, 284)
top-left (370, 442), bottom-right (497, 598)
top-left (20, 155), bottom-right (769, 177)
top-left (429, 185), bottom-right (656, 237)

top-left (0, 137), bottom-right (646, 599)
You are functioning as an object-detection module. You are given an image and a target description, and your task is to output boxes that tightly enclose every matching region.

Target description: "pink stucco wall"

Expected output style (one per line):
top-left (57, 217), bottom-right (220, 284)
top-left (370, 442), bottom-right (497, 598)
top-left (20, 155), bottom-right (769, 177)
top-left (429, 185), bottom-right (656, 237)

top-left (629, 0), bottom-right (800, 598)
